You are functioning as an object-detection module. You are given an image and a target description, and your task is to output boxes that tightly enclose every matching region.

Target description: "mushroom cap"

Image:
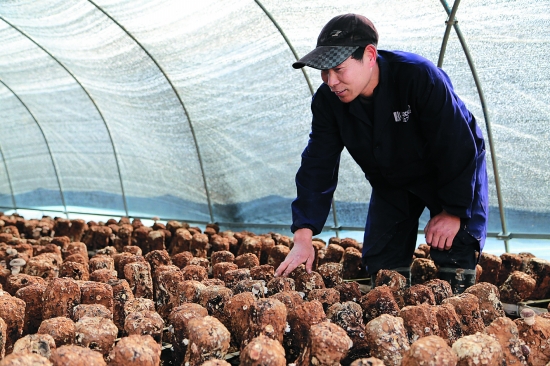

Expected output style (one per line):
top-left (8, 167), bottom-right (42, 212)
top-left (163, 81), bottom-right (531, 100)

top-left (520, 307), bottom-right (535, 318)
top-left (9, 257), bottom-right (26, 267)
top-left (6, 248), bottom-right (18, 256)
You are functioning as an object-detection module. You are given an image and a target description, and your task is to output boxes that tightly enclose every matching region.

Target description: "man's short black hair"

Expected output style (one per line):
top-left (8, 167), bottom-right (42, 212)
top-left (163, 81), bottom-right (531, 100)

top-left (351, 47), bottom-right (365, 61)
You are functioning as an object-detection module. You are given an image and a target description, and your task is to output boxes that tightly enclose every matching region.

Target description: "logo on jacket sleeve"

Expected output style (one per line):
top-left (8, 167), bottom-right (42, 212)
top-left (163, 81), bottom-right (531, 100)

top-left (393, 105), bottom-right (411, 122)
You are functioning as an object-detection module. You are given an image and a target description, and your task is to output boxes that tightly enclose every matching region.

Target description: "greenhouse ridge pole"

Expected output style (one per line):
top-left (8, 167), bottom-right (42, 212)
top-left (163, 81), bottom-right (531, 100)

top-left (437, 0), bottom-right (510, 251)
top-left (0, 16), bottom-right (130, 218)
top-left (0, 78), bottom-right (68, 218)
top-left (87, 0), bottom-right (215, 224)
top-left (254, 0), bottom-right (341, 237)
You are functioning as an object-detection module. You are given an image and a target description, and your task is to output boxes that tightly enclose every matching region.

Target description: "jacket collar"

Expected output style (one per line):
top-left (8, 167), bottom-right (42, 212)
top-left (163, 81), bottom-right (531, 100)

top-left (347, 53), bottom-right (395, 143)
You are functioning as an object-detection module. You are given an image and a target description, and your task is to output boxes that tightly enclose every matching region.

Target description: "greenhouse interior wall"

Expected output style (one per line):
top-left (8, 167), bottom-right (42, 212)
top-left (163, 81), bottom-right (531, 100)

top-left (0, 0), bottom-right (548, 259)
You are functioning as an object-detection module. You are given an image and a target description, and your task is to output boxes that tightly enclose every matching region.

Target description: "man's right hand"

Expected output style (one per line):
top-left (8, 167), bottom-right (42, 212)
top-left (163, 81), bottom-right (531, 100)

top-left (274, 228), bottom-right (315, 277)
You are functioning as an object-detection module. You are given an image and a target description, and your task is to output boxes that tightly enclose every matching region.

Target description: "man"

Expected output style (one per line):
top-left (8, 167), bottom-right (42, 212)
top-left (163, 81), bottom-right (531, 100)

top-left (274, 13), bottom-right (488, 294)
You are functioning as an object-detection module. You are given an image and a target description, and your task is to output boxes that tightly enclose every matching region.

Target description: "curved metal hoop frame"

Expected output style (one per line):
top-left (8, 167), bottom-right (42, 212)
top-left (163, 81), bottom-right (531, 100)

top-left (0, 78), bottom-right (67, 216)
top-left (87, 0), bottom-right (214, 223)
top-left (0, 15), bottom-right (130, 217)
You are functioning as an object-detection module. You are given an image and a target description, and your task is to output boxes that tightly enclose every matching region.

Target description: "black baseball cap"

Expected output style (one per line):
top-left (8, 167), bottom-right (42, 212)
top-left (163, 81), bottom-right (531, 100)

top-left (292, 14), bottom-right (378, 70)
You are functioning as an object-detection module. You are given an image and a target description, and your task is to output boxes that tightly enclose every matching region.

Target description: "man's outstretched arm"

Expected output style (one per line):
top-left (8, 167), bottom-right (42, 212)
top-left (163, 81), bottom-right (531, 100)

top-left (274, 228), bottom-right (315, 277)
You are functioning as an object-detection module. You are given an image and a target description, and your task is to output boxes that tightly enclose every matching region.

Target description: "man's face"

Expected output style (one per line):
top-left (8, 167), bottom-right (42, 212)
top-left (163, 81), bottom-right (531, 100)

top-left (320, 46), bottom-right (378, 103)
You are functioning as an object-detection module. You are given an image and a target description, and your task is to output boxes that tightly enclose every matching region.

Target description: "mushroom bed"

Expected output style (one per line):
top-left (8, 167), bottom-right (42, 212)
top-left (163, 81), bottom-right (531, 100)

top-left (0, 213), bottom-right (549, 366)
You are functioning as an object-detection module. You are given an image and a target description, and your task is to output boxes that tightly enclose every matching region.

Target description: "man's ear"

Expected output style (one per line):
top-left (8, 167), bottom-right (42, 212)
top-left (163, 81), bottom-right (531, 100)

top-left (365, 44), bottom-right (378, 65)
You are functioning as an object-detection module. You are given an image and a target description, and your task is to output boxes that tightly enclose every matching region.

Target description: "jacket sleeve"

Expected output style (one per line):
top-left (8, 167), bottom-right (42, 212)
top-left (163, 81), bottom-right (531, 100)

top-left (414, 64), bottom-right (482, 219)
top-left (291, 88), bottom-right (344, 235)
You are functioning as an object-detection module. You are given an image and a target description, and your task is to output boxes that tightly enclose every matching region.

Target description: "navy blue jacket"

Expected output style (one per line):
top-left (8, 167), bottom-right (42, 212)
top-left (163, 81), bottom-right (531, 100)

top-left (291, 50), bottom-right (488, 251)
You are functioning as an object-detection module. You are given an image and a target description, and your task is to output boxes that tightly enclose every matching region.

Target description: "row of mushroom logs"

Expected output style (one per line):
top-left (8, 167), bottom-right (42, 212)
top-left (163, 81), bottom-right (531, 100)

top-left (0, 214), bottom-right (550, 365)
top-left (2, 267), bottom-right (550, 365)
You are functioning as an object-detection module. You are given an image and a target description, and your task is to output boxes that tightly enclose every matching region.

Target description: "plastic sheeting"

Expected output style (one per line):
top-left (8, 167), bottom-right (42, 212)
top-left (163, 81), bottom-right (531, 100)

top-left (0, 0), bottom-right (548, 237)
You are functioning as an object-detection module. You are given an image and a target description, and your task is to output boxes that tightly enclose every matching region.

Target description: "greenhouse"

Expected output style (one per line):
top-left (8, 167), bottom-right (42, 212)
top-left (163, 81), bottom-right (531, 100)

top-left (1, 1), bottom-right (550, 364)
top-left (0, 0), bottom-right (549, 253)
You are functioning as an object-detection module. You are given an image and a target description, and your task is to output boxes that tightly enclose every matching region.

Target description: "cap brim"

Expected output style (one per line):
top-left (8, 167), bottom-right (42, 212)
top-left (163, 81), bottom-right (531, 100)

top-left (292, 46), bottom-right (359, 70)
